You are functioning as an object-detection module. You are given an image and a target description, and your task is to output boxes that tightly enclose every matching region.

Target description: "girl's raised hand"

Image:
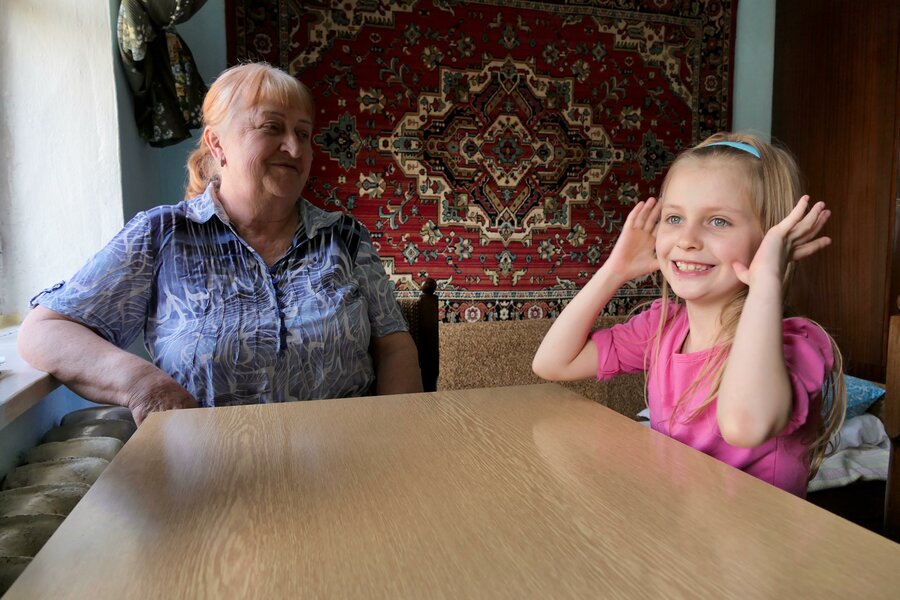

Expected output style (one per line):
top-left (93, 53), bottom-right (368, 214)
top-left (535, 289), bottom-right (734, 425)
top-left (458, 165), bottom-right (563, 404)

top-left (732, 195), bottom-right (831, 286)
top-left (605, 198), bottom-right (662, 282)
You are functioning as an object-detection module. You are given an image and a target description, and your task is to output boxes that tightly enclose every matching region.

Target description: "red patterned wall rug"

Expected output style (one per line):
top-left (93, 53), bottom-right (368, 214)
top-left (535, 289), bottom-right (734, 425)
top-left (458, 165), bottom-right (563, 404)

top-left (225, 0), bottom-right (737, 321)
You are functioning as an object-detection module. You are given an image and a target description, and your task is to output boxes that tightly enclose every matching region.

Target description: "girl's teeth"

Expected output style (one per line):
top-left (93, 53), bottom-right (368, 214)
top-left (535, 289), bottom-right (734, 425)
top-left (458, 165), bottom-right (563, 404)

top-left (676, 262), bottom-right (709, 272)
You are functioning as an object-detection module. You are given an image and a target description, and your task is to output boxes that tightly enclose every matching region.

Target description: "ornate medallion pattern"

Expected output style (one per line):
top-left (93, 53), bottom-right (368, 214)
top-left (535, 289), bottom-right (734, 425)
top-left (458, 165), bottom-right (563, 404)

top-left (226, 0), bottom-right (737, 320)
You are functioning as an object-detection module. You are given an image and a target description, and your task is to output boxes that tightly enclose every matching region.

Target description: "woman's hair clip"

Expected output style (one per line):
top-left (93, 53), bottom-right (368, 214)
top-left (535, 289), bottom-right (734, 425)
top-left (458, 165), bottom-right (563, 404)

top-left (705, 140), bottom-right (761, 159)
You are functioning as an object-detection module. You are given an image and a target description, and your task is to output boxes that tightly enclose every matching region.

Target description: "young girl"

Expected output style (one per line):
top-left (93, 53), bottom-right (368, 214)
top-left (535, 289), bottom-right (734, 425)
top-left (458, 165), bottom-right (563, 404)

top-left (532, 132), bottom-right (846, 497)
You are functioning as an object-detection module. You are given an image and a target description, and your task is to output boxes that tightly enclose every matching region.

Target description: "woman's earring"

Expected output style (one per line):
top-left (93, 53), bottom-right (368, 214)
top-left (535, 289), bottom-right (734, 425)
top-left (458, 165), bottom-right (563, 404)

top-left (220, 155), bottom-right (226, 168)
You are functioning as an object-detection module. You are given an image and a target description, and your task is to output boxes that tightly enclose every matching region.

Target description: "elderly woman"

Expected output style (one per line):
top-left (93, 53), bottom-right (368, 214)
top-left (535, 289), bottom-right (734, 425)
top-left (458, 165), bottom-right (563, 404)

top-left (18, 63), bottom-right (422, 424)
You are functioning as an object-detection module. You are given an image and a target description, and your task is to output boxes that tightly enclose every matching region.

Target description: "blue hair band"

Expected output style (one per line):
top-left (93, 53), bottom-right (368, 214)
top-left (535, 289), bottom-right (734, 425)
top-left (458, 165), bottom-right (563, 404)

top-left (706, 140), bottom-right (761, 159)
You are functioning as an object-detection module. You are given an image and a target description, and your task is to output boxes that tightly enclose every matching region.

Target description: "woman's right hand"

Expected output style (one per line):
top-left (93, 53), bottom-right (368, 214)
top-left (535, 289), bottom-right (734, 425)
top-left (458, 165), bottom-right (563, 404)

top-left (603, 197), bottom-right (662, 282)
top-left (126, 371), bottom-right (199, 426)
top-left (18, 307), bottom-right (199, 427)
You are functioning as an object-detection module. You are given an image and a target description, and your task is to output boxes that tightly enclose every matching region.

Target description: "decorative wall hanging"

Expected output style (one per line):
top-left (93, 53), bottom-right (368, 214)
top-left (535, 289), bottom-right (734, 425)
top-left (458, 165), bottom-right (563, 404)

top-left (225, 0), bottom-right (738, 321)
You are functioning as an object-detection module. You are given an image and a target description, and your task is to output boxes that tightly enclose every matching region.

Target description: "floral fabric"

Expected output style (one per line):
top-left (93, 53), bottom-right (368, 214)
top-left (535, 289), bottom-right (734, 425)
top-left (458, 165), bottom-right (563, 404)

top-left (117, 0), bottom-right (207, 146)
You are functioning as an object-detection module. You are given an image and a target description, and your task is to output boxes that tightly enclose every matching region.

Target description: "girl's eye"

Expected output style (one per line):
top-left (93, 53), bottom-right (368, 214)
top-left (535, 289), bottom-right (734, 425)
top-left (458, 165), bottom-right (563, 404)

top-left (664, 215), bottom-right (682, 225)
top-left (710, 217), bottom-right (731, 228)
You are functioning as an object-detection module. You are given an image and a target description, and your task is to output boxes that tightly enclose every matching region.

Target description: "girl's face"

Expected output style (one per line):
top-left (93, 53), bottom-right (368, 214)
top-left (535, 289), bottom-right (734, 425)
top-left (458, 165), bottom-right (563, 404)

top-left (655, 161), bottom-right (764, 310)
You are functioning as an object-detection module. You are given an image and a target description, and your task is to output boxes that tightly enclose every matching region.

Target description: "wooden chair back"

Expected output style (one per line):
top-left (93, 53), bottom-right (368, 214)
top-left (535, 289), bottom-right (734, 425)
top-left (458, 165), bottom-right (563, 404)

top-left (396, 278), bottom-right (439, 392)
top-left (884, 309), bottom-right (900, 540)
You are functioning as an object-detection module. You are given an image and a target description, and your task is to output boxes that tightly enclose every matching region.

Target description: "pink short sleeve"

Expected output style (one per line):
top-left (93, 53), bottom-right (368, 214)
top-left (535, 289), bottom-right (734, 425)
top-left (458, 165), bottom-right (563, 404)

top-left (781, 318), bottom-right (834, 436)
top-left (590, 300), bottom-right (662, 380)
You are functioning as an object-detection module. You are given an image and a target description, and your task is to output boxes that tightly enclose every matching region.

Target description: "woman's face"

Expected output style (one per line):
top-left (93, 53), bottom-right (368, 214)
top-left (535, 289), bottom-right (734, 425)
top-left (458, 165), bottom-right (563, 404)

top-left (655, 161), bottom-right (764, 310)
top-left (215, 99), bottom-right (314, 204)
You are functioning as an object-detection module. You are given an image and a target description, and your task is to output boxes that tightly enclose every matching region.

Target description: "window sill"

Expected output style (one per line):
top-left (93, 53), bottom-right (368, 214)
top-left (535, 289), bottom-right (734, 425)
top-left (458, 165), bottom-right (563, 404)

top-left (0, 327), bottom-right (60, 430)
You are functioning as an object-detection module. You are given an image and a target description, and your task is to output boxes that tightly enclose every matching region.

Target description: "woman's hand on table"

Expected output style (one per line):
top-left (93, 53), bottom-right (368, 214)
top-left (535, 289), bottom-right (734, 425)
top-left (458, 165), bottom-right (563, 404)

top-left (126, 371), bottom-right (199, 426)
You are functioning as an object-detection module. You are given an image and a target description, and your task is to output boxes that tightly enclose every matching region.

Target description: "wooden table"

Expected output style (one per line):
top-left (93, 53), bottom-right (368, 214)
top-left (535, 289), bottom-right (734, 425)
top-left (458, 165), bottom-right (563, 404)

top-left (7, 384), bottom-right (900, 598)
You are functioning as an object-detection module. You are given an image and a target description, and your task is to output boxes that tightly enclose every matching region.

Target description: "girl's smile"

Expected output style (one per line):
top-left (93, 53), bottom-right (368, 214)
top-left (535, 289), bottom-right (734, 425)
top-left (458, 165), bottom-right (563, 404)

top-left (672, 260), bottom-right (713, 273)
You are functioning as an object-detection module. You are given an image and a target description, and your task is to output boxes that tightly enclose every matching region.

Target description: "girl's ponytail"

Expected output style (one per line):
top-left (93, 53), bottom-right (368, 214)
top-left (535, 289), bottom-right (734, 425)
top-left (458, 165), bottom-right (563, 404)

top-left (809, 334), bottom-right (847, 478)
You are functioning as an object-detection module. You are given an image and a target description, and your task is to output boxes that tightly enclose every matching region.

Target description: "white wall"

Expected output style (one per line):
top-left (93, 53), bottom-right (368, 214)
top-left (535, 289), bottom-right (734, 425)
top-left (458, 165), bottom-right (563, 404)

top-left (0, 0), bottom-right (123, 318)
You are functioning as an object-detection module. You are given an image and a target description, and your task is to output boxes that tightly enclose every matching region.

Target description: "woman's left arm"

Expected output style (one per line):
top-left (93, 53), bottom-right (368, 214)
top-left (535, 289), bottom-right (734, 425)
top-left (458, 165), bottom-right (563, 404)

top-left (372, 331), bottom-right (423, 395)
top-left (718, 197), bottom-right (832, 447)
top-left (351, 225), bottom-right (424, 395)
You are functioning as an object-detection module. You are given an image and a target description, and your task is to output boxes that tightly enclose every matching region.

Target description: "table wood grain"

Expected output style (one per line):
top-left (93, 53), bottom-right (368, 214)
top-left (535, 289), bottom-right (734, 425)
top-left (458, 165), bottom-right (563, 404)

top-left (7, 384), bottom-right (900, 598)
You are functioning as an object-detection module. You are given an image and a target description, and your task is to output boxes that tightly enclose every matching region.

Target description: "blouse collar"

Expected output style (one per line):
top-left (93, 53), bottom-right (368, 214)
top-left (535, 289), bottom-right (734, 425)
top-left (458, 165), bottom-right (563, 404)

top-left (188, 181), bottom-right (342, 241)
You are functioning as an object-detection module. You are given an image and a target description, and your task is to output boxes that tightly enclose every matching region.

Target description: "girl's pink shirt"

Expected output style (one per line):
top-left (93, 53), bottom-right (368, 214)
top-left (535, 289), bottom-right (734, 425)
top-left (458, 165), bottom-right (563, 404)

top-left (590, 300), bottom-right (832, 497)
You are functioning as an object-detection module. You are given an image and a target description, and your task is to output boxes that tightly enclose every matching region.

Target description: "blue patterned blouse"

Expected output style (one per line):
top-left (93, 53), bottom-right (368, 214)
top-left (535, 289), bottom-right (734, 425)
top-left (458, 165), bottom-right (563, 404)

top-left (32, 185), bottom-right (407, 406)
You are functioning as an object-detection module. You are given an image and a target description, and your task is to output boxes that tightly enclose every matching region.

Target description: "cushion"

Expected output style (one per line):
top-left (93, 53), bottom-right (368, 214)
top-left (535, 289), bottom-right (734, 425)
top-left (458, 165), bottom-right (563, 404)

top-left (0, 483), bottom-right (90, 518)
top-left (2, 457), bottom-right (109, 491)
top-left (26, 436), bottom-right (123, 464)
top-left (843, 375), bottom-right (885, 419)
top-left (43, 418), bottom-right (136, 444)
top-left (0, 513), bottom-right (64, 557)
top-left (0, 557), bottom-right (31, 596)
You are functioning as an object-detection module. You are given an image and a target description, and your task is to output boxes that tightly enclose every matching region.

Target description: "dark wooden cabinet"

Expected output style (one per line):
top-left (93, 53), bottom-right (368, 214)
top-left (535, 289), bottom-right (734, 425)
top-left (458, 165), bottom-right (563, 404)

top-left (772, 0), bottom-right (900, 381)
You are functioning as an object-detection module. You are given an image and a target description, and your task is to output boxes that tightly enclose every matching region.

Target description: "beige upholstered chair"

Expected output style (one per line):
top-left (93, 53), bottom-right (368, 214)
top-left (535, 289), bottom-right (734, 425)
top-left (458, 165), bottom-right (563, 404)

top-left (437, 315), bottom-right (646, 418)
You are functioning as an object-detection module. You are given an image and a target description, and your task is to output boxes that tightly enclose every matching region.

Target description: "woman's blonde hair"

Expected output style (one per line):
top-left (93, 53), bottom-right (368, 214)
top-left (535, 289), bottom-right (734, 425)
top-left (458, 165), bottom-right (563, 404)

top-left (184, 62), bottom-right (314, 199)
top-left (649, 132), bottom-right (845, 477)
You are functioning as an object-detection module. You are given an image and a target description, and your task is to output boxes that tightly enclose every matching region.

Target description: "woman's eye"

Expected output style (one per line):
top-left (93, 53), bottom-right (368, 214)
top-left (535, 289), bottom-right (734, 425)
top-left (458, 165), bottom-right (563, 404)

top-left (710, 217), bottom-right (730, 228)
top-left (664, 215), bottom-right (681, 225)
top-left (262, 122), bottom-right (281, 132)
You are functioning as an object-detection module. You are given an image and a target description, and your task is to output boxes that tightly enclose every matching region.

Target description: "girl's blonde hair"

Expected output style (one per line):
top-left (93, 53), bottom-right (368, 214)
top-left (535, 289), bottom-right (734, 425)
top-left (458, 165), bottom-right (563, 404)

top-left (649, 132), bottom-right (845, 477)
top-left (184, 62), bottom-right (314, 199)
